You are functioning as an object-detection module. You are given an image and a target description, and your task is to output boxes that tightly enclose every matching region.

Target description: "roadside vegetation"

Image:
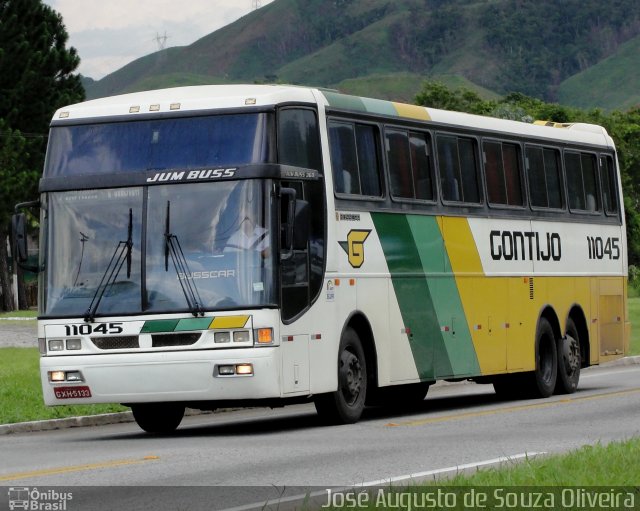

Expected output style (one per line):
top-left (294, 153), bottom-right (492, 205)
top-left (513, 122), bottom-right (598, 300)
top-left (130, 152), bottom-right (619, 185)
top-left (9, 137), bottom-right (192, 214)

top-left (0, 348), bottom-right (125, 424)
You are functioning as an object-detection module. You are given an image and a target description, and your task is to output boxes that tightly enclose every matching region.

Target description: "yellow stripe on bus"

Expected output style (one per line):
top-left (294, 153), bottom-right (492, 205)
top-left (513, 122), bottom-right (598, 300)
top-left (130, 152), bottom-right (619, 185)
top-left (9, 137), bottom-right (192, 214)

top-left (209, 315), bottom-right (250, 329)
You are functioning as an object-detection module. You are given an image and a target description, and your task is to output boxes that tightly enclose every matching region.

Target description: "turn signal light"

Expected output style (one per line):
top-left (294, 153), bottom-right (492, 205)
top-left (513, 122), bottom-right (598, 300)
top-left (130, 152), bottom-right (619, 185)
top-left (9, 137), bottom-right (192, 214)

top-left (255, 328), bottom-right (273, 344)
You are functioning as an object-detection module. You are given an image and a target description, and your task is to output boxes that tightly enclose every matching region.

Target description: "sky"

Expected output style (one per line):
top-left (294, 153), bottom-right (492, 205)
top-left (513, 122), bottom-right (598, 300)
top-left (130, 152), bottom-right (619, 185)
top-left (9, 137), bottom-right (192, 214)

top-left (42, 0), bottom-right (276, 80)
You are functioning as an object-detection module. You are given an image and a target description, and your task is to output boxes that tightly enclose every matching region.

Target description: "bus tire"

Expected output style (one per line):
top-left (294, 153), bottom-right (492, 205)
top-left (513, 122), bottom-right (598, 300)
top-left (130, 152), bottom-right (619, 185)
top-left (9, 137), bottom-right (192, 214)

top-left (524, 317), bottom-right (558, 398)
top-left (314, 327), bottom-right (367, 424)
top-left (555, 318), bottom-right (581, 394)
top-left (131, 403), bottom-right (185, 434)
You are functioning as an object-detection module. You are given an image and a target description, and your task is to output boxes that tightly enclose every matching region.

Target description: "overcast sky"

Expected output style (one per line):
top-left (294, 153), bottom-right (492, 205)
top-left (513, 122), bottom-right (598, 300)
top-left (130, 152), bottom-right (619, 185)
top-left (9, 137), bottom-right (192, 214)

top-left (42, 0), bottom-right (275, 80)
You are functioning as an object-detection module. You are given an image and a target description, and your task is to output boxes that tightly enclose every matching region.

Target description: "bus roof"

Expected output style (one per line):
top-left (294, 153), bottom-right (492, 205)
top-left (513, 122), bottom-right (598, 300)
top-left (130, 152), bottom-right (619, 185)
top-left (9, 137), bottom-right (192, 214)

top-left (53, 84), bottom-right (614, 149)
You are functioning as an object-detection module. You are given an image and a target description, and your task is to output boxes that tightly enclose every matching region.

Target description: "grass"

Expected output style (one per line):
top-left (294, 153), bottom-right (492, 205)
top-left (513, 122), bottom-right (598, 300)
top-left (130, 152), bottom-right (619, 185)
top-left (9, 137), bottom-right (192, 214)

top-left (0, 348), bottom-right (126, 424)
top-left (0, 309), bottom-right (37, 319)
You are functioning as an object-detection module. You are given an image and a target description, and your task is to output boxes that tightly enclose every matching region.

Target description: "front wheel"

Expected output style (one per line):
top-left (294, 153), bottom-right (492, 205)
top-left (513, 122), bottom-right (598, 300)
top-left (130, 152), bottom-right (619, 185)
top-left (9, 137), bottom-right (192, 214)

top-left (131, 403), bottom-right (185, 434)
top-left (314, 327), bottom-right (367, 424)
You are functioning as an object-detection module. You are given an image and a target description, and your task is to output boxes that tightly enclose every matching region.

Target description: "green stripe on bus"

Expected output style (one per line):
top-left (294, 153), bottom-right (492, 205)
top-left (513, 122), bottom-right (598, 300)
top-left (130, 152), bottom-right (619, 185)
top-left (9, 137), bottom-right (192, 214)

top-left (372, 213), bottom-right (443, 380)
top-left (175, 317), bottom-right (213, 331)
top-left (322, 91), bottom-right (367, 112)
top-left (140, 319), bottom-right (180, 333)
top-left (372, 213), bottom-right (480, 379)
top-left (407, 216), bottom-right (481, 377)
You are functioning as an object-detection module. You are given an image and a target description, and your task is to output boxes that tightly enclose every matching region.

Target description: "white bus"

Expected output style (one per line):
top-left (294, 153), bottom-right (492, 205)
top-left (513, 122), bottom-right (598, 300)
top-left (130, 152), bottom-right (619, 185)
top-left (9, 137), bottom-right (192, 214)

top-left (13, 85), bottom-right (629, 433)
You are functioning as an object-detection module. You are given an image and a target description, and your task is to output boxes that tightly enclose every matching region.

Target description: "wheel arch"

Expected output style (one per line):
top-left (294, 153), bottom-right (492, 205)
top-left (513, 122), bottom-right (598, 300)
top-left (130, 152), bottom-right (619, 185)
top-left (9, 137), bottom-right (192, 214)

top-left (538, 305), bottom-right (562, 345)
top-left (566, 304), bottom-right (590, 368)
top-left (343, 311), bottom-right (379, 393)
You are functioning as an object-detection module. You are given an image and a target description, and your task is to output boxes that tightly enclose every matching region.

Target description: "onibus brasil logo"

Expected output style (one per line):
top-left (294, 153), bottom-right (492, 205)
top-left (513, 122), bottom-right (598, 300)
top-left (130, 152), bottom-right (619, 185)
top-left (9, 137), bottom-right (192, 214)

top-left (8, 487), bottom-right (73, 510)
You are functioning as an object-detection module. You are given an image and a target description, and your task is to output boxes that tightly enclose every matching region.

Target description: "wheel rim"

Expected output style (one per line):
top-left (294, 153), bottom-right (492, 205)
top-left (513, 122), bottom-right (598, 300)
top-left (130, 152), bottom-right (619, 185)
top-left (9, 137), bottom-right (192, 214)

top-left (563, 334), bottom-right (580, 375)
top-left (339, 348), bottom-right (363, 406)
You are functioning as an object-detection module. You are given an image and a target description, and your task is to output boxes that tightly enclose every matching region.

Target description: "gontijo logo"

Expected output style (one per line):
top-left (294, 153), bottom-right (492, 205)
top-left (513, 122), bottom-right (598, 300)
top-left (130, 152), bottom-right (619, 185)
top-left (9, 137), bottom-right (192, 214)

top-left (339, 230), bottom-right (371, 268)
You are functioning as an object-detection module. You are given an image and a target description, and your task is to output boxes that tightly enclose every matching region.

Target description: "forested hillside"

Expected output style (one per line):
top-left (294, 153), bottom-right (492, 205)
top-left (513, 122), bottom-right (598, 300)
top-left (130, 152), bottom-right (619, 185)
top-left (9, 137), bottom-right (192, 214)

top-left (84, 0), bottom-right (640, 111)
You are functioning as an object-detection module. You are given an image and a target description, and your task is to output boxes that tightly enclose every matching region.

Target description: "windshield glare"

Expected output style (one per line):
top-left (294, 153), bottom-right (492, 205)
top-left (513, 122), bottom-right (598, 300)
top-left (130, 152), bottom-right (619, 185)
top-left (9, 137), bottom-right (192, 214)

top-left (45, 113), bottom-right (270, 176)
top-left (43, 182), bottom-right (276, 317)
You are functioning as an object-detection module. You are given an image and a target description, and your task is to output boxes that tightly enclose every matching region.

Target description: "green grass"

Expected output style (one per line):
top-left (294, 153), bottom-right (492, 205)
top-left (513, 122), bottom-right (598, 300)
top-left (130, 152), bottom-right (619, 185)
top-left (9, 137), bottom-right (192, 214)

top-left (0, 348), bottom-right (126, 424)
top-left (319, 440), bottom-right (640, 510)
top-left (0, 309), bottom-right (37, 319)
top-left (445, 438), bottom-right (640, 486)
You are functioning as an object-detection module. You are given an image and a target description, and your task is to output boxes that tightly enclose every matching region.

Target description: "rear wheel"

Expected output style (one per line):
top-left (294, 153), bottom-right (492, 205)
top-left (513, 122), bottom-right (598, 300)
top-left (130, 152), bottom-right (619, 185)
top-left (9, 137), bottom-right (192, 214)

top-left (555, 318), bottom-right (581, 394)
top-left (314, 327), bottom-right (367, 424)
top-left (523, 317), bottom-right (558, 398)
top-left (131, 403), bottom-right (185, 434)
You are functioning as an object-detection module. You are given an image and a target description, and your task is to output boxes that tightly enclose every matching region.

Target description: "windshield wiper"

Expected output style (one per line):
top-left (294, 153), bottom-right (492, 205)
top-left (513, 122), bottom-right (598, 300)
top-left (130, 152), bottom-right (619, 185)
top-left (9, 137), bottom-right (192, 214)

top-left (84, 209), bottom-right (133, 322)
top-left (164, 201), bottom-right (204, 317)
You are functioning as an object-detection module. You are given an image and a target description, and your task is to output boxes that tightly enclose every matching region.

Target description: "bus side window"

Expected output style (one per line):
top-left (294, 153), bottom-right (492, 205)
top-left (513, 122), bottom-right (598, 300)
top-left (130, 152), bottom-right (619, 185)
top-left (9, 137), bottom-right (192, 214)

top-left (410, 132), bottom-right (435, 201)
top-left (601, 155), bottom-right (618, 215)
top-left (526, 146), bottom-right (563, 209)
top-left (484, 141), bottom-right (523, 207)
top-left (565, 151), bottom-right (600, 213)
top-left (329, 121), bottom-right (359, 194)
top-left (437, 134), bottom-right (480, 203)
top-left (277, 108), bottom-right (322, 171)
top-left (329, 120), bottom-right (383, 198)
top-left (386, 129), bottom-right (413, 198)
top-left (386, 129), bottom-right (434, 202)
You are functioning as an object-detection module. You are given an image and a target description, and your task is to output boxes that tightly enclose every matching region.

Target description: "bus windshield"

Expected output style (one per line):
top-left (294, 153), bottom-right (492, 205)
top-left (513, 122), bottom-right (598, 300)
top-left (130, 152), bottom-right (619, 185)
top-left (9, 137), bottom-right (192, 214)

top-left (45, 113), bottom-right (270, 177)
top-left (43, 181), bottom-right (276, 317)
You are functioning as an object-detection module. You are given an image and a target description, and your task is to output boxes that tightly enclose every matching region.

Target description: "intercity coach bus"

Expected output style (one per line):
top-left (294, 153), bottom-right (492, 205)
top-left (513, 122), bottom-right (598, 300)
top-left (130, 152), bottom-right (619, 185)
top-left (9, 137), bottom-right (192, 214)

top-left (13, 85), bottom-right (629, 433)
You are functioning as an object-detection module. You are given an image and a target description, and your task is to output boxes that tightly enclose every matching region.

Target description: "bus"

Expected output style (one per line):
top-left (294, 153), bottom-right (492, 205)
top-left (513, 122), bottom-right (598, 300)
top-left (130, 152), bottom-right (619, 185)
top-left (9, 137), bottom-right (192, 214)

top-left (13, 84), bottom-right (629, 433)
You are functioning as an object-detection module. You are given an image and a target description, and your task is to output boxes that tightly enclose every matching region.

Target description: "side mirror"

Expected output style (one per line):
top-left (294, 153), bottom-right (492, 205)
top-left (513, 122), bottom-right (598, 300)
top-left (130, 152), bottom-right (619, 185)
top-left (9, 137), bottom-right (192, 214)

top-left (12, 200), bottom-right (40, 273)
top-left (11, 213), bottom-right (29, 264)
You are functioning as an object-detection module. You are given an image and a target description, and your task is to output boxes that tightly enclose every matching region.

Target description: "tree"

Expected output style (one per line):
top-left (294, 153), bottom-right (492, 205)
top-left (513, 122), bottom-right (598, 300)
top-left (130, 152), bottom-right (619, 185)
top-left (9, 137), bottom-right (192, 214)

top-left (0, 0), bottom-right (84, 310)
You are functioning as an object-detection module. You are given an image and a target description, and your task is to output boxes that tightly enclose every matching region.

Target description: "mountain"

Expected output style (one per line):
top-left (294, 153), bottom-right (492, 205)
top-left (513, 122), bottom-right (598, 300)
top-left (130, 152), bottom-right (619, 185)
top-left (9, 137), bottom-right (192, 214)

top-left (84, 0), bottom-right (640, 111)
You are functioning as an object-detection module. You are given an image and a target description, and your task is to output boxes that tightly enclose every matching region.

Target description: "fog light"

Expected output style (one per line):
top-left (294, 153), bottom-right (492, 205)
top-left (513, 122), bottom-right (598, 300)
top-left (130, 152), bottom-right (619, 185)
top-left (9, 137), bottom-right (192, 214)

top-left (48, 340), bottom-right (64, 352)
top-left (233, 330), bottom-right (250, 343)
top-left (65, 371), bottom-right (84, 382)
top-left (214, 331), bottom-right (231, 343)
top-left (218, 365), bottom-right (235, 376)
top-left (66, 339), bottom-right (82, 350)
top-left (49, 371), bottom-right (65, 382)
top-left (236, 363), bottom-right (253, 376)
top-left (255, 328), bottom-right (273, 344)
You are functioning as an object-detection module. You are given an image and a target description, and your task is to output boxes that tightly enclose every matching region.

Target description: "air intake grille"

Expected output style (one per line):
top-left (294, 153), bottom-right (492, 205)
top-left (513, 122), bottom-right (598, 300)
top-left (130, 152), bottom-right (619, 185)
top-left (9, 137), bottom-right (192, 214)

top-left (92, 336), bottom-right (139, 350)
top-left (152, 333), bottom-right (201, 347)
top-left (529, 278), bottom-right (535, 300)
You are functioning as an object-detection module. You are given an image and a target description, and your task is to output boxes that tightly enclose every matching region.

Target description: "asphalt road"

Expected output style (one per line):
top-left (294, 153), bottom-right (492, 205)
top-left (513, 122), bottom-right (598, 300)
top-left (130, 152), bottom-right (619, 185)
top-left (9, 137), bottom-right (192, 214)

top-left (1, 363), bottom-right (639, 510)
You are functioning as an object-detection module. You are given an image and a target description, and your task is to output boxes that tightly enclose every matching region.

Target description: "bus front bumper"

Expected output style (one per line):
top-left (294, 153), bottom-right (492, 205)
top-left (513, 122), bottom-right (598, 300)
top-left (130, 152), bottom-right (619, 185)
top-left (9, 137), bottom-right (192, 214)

top-left (40, 347), bottom-right (280, 406)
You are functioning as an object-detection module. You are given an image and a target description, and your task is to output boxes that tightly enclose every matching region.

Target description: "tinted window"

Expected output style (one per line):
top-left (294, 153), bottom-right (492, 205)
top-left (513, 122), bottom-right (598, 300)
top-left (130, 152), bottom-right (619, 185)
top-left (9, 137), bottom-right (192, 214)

top-left (484, 141), bottom-right (523, 206)
top-left (437, 134), bottom-right (480, 203)
top-left (526, 146), bottom-right (563, 209)
top-left (386, 129), bottom-right (434, 201)
top-left (278, 108), bottom-right (322, 171)
top-left (600, 155), bottom-right (618, 215)
top-left (565, 151), bottom-right (600, 212)
top-left (329, 120), bottom-right (382, 197)
top-left (46, 114), bottom-right (271, 177)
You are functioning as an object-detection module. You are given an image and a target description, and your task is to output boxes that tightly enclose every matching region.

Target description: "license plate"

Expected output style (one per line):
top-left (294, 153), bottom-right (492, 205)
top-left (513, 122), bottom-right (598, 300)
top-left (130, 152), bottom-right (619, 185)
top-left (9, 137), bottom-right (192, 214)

top-left (54, 386), bottom-right (92, 399)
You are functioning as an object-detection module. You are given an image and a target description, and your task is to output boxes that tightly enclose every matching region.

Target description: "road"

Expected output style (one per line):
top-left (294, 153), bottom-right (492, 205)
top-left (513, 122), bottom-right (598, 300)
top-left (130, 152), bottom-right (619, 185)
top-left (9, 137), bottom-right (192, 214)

top-left (1, 363), bottom-right (639, 510)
